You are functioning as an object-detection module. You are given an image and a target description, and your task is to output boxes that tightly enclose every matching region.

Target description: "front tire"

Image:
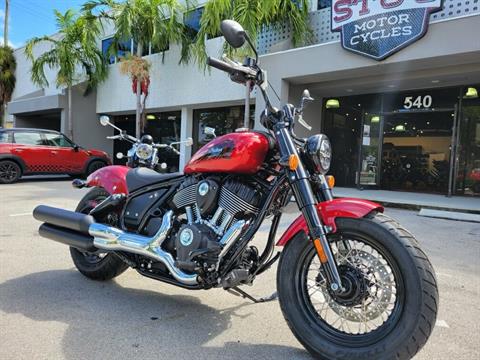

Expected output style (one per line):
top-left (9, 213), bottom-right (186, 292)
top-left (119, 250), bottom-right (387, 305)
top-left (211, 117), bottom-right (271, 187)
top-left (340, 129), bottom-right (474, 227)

top-left (277, 212), bottom-right (438, 360)
top-left (70, 187), bottom-right (128, 281)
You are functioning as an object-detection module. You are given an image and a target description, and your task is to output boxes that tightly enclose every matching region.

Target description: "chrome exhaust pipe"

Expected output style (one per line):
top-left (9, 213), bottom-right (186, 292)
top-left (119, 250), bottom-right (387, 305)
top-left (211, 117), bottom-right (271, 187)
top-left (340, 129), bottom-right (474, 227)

top-left (35, 205), bottom-right (247, 287)
top-left (89, 210), bottom-right (199, 286)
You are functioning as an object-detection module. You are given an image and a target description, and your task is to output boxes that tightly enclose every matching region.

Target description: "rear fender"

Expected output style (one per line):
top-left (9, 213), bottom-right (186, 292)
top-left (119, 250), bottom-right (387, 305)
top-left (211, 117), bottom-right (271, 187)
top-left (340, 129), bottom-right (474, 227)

top-left (276, 198), bottom-right (383, 246)
top-left (85, 165), bottom-right (130, 195)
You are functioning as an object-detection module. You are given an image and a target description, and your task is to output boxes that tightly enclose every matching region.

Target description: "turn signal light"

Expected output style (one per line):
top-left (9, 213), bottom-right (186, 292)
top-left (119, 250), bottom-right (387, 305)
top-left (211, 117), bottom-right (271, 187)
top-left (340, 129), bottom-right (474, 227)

top-left (326, 175), bottom-right (335, 188)
top-left (288, 154), bottom-right (299, 170)
top-left (313, 238), bottom-right (328, 263)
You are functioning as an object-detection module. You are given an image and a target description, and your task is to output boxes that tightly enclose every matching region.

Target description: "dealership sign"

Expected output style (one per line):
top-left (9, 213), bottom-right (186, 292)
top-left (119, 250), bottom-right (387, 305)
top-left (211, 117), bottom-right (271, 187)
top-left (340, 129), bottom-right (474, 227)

top-left (332, 0), bottom-right (443, 60)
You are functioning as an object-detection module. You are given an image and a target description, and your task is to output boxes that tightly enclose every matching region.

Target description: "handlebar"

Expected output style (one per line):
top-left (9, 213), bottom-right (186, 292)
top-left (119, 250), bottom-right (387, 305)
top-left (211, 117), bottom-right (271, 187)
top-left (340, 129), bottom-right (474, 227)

top-left (207, 57), bottom-right (236, 75)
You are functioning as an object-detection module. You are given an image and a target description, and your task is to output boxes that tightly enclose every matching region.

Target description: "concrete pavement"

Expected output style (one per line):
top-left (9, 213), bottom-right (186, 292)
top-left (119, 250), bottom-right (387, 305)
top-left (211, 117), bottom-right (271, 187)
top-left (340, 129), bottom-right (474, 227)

top-left (0, 178), bottom-right (479, 360)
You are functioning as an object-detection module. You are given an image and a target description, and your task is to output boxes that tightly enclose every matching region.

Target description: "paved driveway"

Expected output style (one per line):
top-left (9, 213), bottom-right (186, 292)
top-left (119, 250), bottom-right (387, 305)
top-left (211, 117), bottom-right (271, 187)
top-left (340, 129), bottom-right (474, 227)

top-left (0, 179), bottom-right (479, 359)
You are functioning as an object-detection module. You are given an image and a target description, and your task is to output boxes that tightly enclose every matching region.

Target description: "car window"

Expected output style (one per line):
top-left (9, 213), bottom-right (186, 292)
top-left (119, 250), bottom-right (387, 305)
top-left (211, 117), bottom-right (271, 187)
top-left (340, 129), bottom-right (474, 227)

top-left (0, 132), bottom-right (10, 143)
top-left (44, 133), bottom-right (73, 147)
top-left (13, 132), bottom-right (44, 146)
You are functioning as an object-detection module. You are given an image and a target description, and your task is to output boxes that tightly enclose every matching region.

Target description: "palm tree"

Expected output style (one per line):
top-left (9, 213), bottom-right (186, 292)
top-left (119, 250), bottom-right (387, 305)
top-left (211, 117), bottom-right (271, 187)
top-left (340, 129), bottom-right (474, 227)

top-left (0, 46), bottom-right (16, 127)
top-left (83, 0), bottom-right (193, 138)
top-left (194, 0), bottom-right (313, 64)
top-left (25, 9), bottom-right (108, 140)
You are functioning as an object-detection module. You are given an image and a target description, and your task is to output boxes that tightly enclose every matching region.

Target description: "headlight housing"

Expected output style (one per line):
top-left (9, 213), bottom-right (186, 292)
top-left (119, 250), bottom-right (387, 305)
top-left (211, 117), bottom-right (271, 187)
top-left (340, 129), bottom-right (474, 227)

top-left (304, 134), bottom-right (332, 174)
top-left (135, 143), bottom-right (153, 160)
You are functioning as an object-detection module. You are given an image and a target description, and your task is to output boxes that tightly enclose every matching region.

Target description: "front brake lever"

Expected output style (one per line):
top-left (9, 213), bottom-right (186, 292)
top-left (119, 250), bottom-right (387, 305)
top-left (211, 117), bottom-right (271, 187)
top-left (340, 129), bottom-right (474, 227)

top-left (297, 114), bottom-right (312, 131)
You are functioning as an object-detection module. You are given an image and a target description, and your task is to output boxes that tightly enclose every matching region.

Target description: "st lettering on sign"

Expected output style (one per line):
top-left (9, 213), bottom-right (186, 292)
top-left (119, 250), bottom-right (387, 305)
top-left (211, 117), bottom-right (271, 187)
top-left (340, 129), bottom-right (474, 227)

top-left (332, 0), bottom-right (443, 60)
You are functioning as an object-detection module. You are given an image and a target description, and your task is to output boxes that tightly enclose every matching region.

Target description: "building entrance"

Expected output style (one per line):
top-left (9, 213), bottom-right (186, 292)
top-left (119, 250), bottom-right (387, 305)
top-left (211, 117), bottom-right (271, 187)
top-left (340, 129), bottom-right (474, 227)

top-left (381, 110), bottom-right (454, 193)
top-left (323, 85), bottom-right (479, 196)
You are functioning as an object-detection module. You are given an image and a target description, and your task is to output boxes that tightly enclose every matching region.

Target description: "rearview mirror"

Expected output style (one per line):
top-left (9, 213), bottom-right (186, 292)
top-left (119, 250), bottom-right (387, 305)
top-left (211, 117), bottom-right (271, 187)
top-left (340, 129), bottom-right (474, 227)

top-left (302, 89), bottom-right (314, 102)
top-left (99, 115), bottom-right (111, 127)
top-left (204, 127), bottom-right (216, 138)
top-left (220, 20), bottom-right (246, 49)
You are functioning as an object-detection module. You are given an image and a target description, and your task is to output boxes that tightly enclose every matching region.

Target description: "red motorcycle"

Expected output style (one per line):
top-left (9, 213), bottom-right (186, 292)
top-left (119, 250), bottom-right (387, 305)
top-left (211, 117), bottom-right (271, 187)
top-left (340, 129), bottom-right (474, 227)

top-left (33, 20), bottom-right (437, 360)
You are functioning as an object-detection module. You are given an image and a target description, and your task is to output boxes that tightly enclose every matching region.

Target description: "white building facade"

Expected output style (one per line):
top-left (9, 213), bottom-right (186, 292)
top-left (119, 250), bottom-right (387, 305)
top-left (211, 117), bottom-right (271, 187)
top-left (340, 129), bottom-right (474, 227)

top-left (7, 0), bottom-right (480, 196)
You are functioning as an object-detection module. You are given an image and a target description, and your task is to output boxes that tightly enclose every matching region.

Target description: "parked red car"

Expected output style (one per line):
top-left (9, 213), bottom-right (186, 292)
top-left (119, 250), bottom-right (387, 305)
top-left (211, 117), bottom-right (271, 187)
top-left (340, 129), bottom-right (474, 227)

top-left (0, 128), bottom-right (111, 184)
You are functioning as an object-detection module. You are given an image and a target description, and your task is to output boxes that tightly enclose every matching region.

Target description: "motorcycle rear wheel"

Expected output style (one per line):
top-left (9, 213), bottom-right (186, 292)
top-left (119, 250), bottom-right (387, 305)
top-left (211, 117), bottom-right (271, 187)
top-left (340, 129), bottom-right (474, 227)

top-left (277, 212), bottom-right (438, 360)
top-left (70, 187), bottom-right (128, 281)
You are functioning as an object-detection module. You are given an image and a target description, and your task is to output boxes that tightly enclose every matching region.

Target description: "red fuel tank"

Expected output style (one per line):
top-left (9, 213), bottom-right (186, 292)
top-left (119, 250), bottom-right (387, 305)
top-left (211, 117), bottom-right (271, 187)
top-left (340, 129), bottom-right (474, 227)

top-left (184, 132), bottom-right (270, 175)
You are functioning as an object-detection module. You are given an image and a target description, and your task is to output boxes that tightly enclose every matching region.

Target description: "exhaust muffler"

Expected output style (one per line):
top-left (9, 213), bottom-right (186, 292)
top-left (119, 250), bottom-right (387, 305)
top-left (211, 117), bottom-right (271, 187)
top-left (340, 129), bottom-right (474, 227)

top-left (34, 206), bottom-right (198, 285)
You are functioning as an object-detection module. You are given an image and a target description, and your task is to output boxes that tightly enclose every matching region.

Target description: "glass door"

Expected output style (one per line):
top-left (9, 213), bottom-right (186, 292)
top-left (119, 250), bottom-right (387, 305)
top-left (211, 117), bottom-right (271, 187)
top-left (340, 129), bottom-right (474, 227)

top-left (455, 96), bottom-right (480, 196)
top-left (358, 113), bottom-right (382, 187)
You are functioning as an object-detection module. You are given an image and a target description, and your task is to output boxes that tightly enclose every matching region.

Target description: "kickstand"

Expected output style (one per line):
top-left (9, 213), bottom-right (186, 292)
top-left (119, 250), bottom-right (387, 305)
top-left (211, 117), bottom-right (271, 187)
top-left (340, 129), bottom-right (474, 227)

top-left (226, 286), bottom-right (278, 303)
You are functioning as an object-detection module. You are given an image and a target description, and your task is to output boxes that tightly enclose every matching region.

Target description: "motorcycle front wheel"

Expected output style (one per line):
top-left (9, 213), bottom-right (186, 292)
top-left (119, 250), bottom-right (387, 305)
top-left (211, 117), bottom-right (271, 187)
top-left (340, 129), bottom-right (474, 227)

top-left (277, 212), bottom-right (438, 360)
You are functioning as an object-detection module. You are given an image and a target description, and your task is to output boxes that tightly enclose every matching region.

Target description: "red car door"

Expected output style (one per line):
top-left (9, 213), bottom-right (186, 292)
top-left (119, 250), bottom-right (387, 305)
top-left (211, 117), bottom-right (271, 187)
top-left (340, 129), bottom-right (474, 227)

top-left (43, 132), bottom-right (88, 174)
top-left (12, 131), bottom-right (56, 173)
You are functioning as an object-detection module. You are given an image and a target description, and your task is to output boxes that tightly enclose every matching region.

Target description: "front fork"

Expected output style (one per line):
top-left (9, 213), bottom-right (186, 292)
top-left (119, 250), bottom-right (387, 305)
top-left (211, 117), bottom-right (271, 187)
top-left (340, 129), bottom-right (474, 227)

top-left (275, 126), bottom-right (343, 291)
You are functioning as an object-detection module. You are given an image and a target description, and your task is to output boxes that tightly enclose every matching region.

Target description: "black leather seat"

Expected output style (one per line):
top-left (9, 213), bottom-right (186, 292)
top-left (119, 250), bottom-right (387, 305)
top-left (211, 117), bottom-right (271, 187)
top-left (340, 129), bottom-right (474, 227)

top-left (126, 168), bottom-right (183, 192)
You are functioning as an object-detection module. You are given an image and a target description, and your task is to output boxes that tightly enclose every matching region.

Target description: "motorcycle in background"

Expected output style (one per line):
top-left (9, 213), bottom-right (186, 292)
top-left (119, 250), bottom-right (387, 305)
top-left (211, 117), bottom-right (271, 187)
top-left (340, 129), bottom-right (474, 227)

top-left (99, 115), bottom-right (193, 172)
top-left (33, 20), bottom-right (438, 360)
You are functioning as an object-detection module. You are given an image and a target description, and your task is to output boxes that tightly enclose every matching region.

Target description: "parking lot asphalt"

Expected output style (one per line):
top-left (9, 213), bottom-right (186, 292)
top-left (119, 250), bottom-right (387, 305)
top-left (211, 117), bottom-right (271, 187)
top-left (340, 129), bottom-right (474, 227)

top-left (0, 178), bottom-right (479, 360)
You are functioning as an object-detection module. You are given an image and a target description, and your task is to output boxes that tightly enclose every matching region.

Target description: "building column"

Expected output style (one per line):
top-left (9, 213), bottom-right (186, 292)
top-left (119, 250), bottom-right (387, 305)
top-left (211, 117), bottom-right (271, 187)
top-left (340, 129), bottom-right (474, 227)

top-left (180, 106), bottom-right (193, 170)
top-left (60, 109), bottom-right (67, 134)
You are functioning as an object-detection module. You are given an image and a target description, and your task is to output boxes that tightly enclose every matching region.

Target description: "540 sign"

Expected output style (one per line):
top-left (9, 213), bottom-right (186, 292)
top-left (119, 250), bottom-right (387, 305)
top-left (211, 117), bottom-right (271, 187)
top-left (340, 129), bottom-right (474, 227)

top-left (332, 0), bottom-right (443, 60)
top-left (403, 95), bottom-right (433, 109)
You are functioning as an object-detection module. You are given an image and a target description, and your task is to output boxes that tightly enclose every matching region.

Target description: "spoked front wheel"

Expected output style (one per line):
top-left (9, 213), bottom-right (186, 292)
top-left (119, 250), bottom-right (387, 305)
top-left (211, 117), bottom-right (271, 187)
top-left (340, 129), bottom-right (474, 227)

top-left (277, 212), bottom-right (438, 360)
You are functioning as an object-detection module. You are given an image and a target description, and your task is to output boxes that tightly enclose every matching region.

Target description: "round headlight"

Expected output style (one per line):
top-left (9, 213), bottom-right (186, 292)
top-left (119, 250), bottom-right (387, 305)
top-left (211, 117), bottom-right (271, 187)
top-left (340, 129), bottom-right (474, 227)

top-left (305, 134), bottom-right (332, 174)
top-left (135, 143), bottom-right (153, 160)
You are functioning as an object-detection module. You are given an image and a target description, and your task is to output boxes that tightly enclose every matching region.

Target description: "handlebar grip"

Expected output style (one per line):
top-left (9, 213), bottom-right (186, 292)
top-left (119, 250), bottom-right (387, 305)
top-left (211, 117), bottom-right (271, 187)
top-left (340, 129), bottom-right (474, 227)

top-left (207, 57), bottom-right (235, 75)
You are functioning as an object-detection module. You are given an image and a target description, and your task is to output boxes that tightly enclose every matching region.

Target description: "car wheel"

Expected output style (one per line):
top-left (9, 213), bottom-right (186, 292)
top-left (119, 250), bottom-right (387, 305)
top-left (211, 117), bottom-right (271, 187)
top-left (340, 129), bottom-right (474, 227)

top-left (86, 160), bottom-right (106, 176)
top-left (0, 160), bottom-right (22, 184)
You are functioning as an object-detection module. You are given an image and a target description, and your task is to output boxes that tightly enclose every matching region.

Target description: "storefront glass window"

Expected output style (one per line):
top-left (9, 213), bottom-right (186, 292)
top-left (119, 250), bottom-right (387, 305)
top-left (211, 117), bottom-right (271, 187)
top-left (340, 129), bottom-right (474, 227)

top-left (323, 95), bottom-right (381, 187)
top-left (193, 105), bottom-right (255, 152)
top-left (322, 86), bottom-right (478, 195)
top-left (113, 111), bottom-right (181, 172)
top-left (456, 88), bottom-right (480, 196)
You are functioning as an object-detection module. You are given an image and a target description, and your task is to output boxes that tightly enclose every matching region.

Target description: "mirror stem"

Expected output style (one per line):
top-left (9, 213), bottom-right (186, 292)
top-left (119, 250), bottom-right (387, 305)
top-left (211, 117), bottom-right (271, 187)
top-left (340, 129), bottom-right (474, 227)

top-left (244, 33), bottom-right (258, 63)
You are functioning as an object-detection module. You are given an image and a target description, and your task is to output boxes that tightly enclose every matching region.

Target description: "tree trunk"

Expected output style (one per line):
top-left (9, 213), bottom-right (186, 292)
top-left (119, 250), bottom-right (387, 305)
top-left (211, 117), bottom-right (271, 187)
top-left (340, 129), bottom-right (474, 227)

top-left (68, 86), bottom-right (73, 140)
top-left (135, 43), bottom-right (143, 139)
top-left (2, 103), bottom-right (6, 128)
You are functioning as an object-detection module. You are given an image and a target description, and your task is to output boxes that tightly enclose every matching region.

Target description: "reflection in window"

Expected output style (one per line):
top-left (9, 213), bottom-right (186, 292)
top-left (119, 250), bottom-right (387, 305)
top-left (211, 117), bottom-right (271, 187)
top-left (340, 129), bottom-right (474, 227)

top-left (117, 39), bottom-right (133, 59)
top-left (0, 132), bottom-right (9, 143)
top-left (318, 0), bottom-right (331, 10)
top-left (102, 37), bottom-right (115, 64)
top-left (184, 7), bottom-right (204, 40)
top-left (13, 132), bottom-right (44, 146)
top-left (44, 133), bottom-right (73, 147)
top-left (193, 105), bottom-right (255, 152)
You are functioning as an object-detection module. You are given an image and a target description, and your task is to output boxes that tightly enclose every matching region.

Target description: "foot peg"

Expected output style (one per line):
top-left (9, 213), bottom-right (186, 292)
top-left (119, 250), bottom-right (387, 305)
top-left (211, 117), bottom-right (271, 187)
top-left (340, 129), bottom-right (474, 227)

top-left (226, 286), bottom-right (278, 303)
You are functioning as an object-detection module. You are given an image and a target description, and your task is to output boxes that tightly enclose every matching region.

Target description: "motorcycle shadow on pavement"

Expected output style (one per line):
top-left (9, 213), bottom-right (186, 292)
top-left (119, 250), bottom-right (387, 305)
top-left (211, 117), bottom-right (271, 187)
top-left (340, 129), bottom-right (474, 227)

top-left (0, 269), bottom-right (311, 360)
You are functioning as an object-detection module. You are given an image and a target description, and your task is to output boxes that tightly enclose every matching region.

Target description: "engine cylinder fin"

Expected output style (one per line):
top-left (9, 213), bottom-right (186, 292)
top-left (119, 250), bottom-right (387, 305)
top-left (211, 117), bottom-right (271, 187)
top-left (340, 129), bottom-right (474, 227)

top-left (172, 183), bottom-right (197, 208)
top-left (219, 187), bottom-right (259, 216)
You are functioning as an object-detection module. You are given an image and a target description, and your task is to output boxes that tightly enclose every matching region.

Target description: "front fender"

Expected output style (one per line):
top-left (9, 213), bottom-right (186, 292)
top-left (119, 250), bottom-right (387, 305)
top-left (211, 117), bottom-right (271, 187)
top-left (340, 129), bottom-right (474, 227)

top-left (276, 198), bottom-right (383, 246)
top-left (86, 165), bottom-right (130, 195)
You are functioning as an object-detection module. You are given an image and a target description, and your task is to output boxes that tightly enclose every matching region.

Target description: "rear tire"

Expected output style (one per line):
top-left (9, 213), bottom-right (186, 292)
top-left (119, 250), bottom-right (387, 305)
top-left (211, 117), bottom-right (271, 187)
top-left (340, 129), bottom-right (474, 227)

top-left (70, 187), bottom-right (128, 281)
top-left (277, 212), bottom-right (438, 360)
top-left (0, 160), bottom-right (22, 184)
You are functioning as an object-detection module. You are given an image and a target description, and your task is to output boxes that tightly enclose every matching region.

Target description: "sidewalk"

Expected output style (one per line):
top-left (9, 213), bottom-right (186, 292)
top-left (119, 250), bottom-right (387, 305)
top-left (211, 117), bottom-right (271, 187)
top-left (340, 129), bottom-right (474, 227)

top-left (332, 187), bottom-right (480, 214)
